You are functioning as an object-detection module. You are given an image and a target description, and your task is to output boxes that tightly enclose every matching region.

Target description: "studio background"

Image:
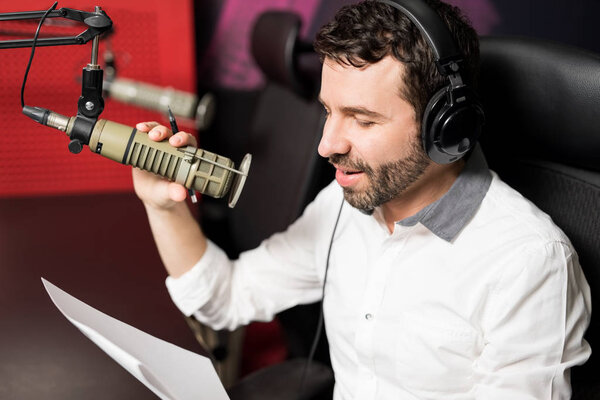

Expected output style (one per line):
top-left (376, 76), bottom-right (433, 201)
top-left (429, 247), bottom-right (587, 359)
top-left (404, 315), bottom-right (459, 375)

top-left (1, 0), bottom-right (598, 398)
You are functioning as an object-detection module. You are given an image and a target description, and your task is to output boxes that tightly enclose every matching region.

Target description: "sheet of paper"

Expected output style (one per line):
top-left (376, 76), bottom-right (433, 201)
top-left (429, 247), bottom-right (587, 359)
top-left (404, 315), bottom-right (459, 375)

top-left (42, 278), bottom-right (230, 400)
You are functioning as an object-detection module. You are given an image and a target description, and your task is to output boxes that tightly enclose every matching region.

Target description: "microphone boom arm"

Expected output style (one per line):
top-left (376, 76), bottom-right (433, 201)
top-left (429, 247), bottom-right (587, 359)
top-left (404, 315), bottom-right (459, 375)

top-left (0, 7), bottom-right (113, 49)
top-left (1, 4), bottom-right (251, 206)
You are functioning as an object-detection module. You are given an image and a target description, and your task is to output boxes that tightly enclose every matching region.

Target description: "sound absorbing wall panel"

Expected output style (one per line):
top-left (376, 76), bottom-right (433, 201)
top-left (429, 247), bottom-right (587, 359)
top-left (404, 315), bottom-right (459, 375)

top-left (0, 0), bottom-right (196, 197)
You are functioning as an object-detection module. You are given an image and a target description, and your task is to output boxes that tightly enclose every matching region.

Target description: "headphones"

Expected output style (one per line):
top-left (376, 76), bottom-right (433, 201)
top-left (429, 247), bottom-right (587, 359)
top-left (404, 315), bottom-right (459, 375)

top-left (378, 0), bottom-right (485, 164)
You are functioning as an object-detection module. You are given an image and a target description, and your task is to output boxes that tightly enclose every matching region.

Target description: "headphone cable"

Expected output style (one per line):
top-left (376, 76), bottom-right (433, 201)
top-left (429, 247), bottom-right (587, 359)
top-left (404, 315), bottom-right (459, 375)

top-left (297, 196), bottom-right (344, 398)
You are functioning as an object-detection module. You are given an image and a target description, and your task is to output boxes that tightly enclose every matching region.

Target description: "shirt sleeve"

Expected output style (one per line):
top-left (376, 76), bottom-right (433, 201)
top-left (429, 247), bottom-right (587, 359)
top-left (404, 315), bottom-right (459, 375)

top-left (165, 181), bottom-right (342, 331)
top-left (474, 240), bottom-right (591, 399)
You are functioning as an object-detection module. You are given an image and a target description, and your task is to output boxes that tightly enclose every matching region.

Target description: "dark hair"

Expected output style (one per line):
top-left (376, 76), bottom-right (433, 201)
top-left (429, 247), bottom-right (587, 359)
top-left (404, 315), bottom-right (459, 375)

top-left (313, 0), bottom-right (479, 124)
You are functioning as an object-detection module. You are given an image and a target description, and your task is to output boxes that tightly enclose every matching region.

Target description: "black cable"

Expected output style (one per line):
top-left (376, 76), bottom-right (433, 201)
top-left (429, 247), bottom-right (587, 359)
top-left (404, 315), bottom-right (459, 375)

top-left (20, 1), bottom-right (58, 108)
top-left (297, 197), bottom-right (344, 399)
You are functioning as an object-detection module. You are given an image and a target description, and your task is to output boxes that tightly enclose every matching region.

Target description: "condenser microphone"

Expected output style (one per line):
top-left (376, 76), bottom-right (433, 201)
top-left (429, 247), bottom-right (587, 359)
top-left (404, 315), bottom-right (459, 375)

top-left (103, 77), bottom-right (216, 131)
top-left (22, 105), bottom-right (250, 208)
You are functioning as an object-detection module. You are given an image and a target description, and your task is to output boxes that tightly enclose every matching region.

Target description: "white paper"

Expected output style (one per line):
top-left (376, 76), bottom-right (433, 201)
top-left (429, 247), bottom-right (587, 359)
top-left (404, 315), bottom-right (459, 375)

top-left (42, 278), bottom-right (230, 400)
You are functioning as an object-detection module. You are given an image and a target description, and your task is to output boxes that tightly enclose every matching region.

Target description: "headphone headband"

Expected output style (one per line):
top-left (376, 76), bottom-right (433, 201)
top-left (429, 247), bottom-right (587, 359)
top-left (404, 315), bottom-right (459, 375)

top-left (377, 0), bottom-right (463, 75)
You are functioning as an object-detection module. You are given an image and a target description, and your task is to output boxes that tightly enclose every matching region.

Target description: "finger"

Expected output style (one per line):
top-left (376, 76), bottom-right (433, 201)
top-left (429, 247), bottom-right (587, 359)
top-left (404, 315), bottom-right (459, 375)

top-left (148, 125), bottom-right (172, 142)
top-left (135, 121), bottom-right (160, 132)
top-left (169, 131), bottom-right (198, 147)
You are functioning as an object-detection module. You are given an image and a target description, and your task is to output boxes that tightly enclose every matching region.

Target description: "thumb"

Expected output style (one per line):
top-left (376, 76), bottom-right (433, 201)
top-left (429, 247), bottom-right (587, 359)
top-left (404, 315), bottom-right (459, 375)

top-left (168, 182), bottom-right (189, 202)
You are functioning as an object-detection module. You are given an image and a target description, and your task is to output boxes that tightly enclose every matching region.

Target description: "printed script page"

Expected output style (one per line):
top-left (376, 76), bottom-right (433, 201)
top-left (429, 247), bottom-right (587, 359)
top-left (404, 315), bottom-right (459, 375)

top-left (42, 278), bottom-right (230, 400)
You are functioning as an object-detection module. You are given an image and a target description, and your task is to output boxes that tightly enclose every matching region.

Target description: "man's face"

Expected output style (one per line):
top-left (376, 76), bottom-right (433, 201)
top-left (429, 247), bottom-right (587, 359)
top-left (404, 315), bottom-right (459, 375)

top-left (318, 56), bottom-right (431, 212)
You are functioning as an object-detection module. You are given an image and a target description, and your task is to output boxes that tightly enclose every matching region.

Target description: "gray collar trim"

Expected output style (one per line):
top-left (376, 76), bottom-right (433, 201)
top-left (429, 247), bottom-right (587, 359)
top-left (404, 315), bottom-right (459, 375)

top-left (397, 145), bottom-right (492, 242)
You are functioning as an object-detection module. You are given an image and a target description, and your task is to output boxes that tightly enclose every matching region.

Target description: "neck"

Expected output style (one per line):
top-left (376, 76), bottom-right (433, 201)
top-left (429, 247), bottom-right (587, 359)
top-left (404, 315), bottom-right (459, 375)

top-left (380, 160), bottom-right (465, 233)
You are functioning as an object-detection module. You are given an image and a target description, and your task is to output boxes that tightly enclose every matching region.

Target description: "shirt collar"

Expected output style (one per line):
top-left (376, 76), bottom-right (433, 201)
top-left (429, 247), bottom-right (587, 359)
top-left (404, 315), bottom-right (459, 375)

top-left (396, 145), bottom-right (492, 242)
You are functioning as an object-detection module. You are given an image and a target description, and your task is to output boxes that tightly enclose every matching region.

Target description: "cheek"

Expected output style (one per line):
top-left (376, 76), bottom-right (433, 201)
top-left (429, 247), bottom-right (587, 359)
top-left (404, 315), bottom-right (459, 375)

top-left (358, 130), bottom-right (418, 165)
top-left (389, 121), bottom-right (422, 158)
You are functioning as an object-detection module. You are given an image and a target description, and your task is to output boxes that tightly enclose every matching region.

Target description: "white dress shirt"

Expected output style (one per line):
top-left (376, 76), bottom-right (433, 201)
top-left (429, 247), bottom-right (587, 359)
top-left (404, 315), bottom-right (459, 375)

top-left (166, 149), bottom-right (591, 399)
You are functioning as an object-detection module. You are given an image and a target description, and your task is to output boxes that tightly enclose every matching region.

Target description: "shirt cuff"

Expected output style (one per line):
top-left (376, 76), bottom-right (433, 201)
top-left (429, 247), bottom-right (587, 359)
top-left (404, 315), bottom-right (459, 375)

top-left (165, 239), bottom-right (224, 316)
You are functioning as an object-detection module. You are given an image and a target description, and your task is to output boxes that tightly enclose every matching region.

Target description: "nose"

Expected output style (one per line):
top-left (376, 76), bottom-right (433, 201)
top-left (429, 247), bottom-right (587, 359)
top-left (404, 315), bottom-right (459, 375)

top-left (318, 115), bottom-right (350, 158)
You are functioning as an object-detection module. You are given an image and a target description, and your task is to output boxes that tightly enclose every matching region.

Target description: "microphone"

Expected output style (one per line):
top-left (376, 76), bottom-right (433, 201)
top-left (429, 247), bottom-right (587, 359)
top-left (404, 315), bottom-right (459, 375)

top-left (103, 78), bottom-right (216, 131)
top-left (22, 105), bottom-right (250, 208)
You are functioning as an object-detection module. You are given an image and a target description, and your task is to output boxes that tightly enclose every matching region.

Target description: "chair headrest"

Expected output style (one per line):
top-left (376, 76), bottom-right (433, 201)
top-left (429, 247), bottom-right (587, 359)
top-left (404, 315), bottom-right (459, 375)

top-left (479, 36), bottom-right (600, 171)
top-left (251, 11), bottom-right (320, 98)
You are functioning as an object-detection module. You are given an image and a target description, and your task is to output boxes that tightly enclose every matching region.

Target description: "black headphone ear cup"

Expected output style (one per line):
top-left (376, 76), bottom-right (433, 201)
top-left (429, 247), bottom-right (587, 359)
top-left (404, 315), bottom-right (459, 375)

top-left (422, 86), bottom-right (485, 164)
top-left (421, 87), bottom-right (448, 162)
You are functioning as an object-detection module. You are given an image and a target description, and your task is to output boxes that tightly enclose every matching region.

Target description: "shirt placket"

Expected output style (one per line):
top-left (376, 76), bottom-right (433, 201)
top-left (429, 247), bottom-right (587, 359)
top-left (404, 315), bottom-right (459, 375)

top-left (353, 231), bottom-right (407, 399)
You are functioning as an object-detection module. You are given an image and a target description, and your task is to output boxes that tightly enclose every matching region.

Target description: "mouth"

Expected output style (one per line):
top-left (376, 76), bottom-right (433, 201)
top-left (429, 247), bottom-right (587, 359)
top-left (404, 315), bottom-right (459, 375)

top-left (338, 168), bottom-right (362, 175)
top-left (334, 165), bottom-right (364, 187)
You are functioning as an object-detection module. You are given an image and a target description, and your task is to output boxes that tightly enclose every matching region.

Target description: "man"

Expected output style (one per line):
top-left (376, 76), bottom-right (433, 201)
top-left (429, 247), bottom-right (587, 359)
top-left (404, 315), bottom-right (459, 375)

top-left (133, 0), bottom-right (591, 398)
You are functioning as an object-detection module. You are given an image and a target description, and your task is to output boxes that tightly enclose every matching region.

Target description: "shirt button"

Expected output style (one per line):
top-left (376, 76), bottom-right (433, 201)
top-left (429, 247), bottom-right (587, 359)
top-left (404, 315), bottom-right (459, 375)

top-left (365, 313), bottom-right (373, 320)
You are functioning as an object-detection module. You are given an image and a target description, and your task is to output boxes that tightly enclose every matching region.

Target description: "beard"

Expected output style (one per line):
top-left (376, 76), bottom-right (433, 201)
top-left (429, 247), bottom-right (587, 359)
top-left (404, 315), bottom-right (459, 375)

top-left (329, 137), bottom-right (430, 213)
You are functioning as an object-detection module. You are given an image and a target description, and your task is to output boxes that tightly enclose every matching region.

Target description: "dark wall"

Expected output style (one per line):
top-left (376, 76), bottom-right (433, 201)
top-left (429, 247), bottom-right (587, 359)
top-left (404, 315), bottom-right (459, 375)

top-left (491, 0), bottom-right (600, 53)
top-left (193, 0), bottom-right (600, 148)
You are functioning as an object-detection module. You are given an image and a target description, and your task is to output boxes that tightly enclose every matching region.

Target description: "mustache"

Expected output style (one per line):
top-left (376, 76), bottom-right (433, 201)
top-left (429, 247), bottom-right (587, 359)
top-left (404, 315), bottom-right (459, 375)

top-left (328, 154), bottom-right (372, 173)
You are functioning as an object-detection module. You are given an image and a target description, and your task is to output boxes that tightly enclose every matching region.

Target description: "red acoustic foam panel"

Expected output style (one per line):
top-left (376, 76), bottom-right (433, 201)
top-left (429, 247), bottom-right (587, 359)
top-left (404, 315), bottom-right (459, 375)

top-left (0, 0), bottom-right (196, 197)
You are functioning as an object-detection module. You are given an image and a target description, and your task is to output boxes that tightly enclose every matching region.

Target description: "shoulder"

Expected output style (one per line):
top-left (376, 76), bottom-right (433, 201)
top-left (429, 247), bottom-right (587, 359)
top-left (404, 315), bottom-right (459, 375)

top-left (475, 171), bottom-right (572, 247)
top-left (456, 171), bottom-right (581, 284)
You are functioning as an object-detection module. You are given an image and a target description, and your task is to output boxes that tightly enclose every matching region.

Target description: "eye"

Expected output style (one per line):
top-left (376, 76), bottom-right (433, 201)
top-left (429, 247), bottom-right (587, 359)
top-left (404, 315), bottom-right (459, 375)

top-left (356, 119), bottom-right (375, 128)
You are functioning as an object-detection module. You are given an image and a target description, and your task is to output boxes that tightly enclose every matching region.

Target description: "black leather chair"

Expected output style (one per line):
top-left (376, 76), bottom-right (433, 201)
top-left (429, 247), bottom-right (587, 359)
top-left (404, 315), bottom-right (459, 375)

top-left (192, 10), bottom-right (335, 399)
top-left (227, 11), bottom-right (330, 253)
top-left (478, 36), bottom-right (600, 399)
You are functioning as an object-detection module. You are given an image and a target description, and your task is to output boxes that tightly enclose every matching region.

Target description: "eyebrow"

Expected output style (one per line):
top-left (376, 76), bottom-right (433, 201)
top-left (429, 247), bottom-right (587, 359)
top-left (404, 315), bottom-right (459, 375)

top-left (318, 96), bottom-right (386, 120)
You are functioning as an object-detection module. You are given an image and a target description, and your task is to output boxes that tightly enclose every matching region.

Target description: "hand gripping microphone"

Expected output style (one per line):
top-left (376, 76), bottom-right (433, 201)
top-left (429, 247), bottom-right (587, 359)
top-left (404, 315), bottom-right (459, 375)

top-left (22, 105), bottom-right (251, 208)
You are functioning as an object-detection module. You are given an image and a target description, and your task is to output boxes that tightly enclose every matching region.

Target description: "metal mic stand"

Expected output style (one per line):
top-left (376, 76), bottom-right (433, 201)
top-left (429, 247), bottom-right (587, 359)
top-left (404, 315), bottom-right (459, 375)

top-left (0, 5), bottom-right (113, 153)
